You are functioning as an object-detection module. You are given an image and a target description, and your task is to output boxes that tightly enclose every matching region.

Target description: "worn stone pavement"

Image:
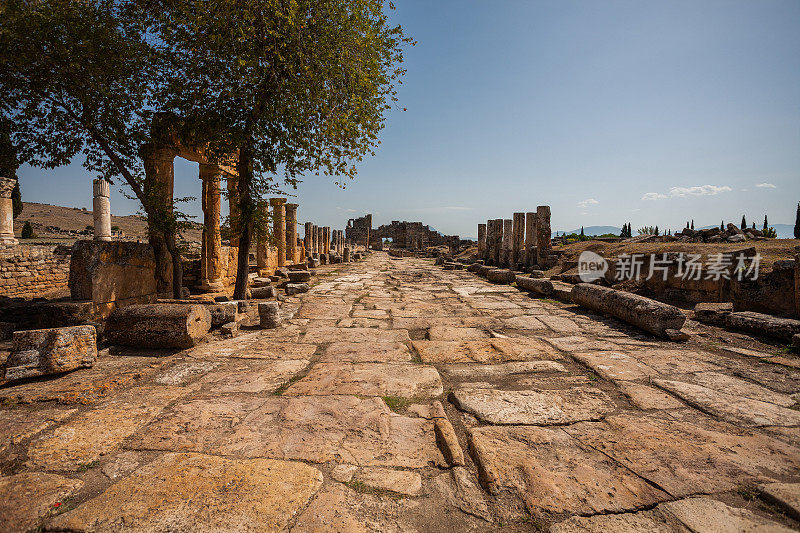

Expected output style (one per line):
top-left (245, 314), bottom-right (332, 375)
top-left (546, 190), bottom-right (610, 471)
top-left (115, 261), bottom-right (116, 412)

top-left (2, 253), bottom-right (800, 532)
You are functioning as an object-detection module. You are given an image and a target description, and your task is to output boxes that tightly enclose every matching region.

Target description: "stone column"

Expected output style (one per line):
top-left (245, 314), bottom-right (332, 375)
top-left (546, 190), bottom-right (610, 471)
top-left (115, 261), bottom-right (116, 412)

top-left (92, 179), bottom-right (112, 242)
top-left (304, 222), bottom-right (313, 257)
top-left (501, 219), bottom-right (513, 267)
top-left (316, 226), bottom-right (324, 255)
top-left (512, 212), bottom-right (525, 269)
top-left (536, 205), bottom-right (551, 268)
top-left (256, 201), bottom-right (269, 274)
top-left (524, 212), bottom-right (537, 267)
top-left (199, 165), bottom-right (225, 291)
top-left (477, 223), bottom-right (486, 261)
top-left (0, 178), bottom-right (18, 246)
top-left (323, 227), bottom-right (331, 254)
top-left (270, 197), bottom-right (286, 267)
top-left (285, 203), bottom-right (298, 265)
top-left (364, 214), bottom-right (372, 250)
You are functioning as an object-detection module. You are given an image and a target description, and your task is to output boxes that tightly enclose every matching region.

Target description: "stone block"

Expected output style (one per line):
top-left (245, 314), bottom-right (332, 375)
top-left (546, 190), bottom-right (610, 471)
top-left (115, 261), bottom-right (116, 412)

top-left (105, 304), bottom-right (211, 349)
top-left (571, 283), bottom-right (686, 337)
top-left (288, 270), bottom-right (311, 283)
top-left (515, 275), bottom-right (553, 296)
top-left (285, 283), bottom-right (309, 296)
top-left (258, 302), bottom-right (281, 329)
top-left (4, 325), bottom-right (97, 381)
top-left (68, 241), bottom-right (157, 315)
top-left (487, 269), bottom-right (516, 284)
top-left (724, 311), bottom-right (800, 341)
top-left (250, 286), bottom-right (276, 299)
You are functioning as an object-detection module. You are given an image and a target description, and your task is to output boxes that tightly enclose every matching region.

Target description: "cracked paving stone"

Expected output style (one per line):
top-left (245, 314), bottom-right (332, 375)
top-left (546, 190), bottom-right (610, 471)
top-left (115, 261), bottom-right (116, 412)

top-left (413, 338), bottom-right (561, 364)
top-left (451, 387), bottom-right (615, 425)
top-left (0, 406), bottom-right (77, 455)
top-left (48, 452), bottom-right (323, 532)
top-left (302, 326), bottom-right (410, 343)
top-left (284, 362), bottom-right (443, 398)
top-left (321, 341), bottom-right (413, 363)
top-left (192, 359), bottom-right (309, 394)
top-left (572, 351), bottom-right (658, 381)
top-left (468, 425), bottom-right (669, 515)
top-left (0, 472), bottom-right (83, 533)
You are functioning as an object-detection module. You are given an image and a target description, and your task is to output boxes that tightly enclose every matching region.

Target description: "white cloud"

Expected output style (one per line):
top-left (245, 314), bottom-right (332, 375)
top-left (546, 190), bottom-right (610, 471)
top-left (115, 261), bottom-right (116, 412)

top-left (668, 185), bottom-right (732, 197)
top-left (641, 192), bottom-right (668, 200)
top-left (755, 182), bottom-right (776, 189)
top-left (577, 198), bottom-right (599, 208)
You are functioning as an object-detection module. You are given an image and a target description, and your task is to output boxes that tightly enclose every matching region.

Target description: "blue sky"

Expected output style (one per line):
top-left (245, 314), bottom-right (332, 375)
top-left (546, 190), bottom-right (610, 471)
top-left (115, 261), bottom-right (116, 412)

top-left (17, 0), bottom-right (800, 238)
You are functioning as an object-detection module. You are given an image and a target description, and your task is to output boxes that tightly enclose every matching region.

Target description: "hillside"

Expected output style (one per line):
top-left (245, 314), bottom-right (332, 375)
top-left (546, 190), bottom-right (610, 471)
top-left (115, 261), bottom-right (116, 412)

top-left (14, 202), bottom-right (202, 242)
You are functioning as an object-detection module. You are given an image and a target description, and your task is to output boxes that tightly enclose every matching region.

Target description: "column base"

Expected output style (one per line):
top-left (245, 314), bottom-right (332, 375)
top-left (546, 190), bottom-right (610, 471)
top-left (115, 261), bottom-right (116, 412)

top-left (200, 279), bottom-right (226, 292)
top-left (0, 236), bottom-right (18, 246)
top-left (94, 236), bottom-right (113, 242)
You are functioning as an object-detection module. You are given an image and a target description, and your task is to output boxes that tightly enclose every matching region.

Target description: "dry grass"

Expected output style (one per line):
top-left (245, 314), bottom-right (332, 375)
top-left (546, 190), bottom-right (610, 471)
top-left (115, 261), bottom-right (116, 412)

top-left (553, 238), bottom-right (800, 271)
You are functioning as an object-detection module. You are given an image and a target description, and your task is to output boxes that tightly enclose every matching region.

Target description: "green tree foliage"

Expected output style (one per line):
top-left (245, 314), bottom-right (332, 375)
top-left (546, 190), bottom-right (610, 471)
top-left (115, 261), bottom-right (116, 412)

top-left (638, 226), bottom-right (658, 235)
top-left (763, 227), bottom-right (777, 238)
top-left (146, 0), bottom-right (412, 298)
top-left (0, 0), bottom-right (189, 298)
top-left (21, 220), bottom-right (35, 238)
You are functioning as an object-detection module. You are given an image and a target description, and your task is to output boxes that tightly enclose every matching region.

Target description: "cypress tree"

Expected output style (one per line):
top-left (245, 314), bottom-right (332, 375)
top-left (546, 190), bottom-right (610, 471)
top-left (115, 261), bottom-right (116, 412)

top-left (794, 203), bottom-right (800, 239)
top-left (721, 221), bottom-right (724, 231)
top-left (763, 215), bottom-right (768, 232)
top-left (741, 215), bottom-right (746, 230)
top-left (691, 219), bottom-right (694, 230)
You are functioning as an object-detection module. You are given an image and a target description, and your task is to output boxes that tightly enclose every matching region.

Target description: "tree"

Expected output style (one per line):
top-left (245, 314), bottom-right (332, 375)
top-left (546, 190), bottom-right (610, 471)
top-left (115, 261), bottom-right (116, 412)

top-left (691, 219), bottom-right (694, 230)
top-left (0, 0), bottom-right (188, 298)
top-left (580, 226), bottom-right (584, 237)
top-left (763, 215), bottom-right (768, 232)
top-left (795, 203), bottom-right (800, 239)
top-left (21, 220), bottom-right (34, 238)
top-left (741, 215), bottom-right (747, 230)
top-left (654, 225), bottom-right (659, 236)
top-left (149, 0), bottom-right (412, 299)
top-left (721, 221), bottom-right (725, 231)
top-left (11, 180), bottom-right (22, 219)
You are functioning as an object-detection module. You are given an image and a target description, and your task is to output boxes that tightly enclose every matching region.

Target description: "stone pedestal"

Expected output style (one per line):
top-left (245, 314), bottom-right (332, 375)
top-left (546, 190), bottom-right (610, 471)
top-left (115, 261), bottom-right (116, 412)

top-left (270, 198), bottom-right (287, 267)
top-left (524, 212), bottom-right (537, 267)
top-left (92, 179), bottom-right (112, 242)
top-left (512, 213), bottom-right (524, 269)
top-left (536, 206), bottom-right (551, 267)
top-left (0, 178), bottom-right (19, 245)
top-left (285, 203), bottom-right (298, 264)
top-left (502, 219), bottom-right (513, 268)
top-left (199, 165), bottom-right (225, 291)
top-left (477, 224), bottom-right (486, 261)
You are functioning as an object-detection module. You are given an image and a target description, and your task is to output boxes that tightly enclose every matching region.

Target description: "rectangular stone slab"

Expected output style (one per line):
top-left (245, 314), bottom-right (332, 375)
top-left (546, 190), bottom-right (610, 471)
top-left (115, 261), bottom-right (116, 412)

top-left (48, 453), bottom-right (323, 532)
top-left (564, 414), bottom-right (800, 497)
top-left (284, 362), bottom-right (443, 398)
top-left (451, 387), bottom-right (614, 425)
top-left (468, 425), bottom-right (669, 515)
top-left (413, 338), bottom-right (561, 364)
top-left (132, 395), bottom-right (443, 468)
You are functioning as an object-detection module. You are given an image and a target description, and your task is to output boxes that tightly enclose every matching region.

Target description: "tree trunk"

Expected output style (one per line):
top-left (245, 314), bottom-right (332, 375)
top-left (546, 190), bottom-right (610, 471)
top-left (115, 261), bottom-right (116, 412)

top-left (164, 230), bottom-right (184, 299)
top-left (233, 142), bottom-right (254, 300)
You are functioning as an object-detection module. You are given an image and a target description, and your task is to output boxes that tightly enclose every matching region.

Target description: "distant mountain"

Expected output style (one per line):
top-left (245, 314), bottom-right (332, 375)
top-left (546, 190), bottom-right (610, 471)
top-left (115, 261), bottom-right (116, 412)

top-left (699, 223), bottom-right (795, 239)
top-left (553, 226), bottom-right (621, 237)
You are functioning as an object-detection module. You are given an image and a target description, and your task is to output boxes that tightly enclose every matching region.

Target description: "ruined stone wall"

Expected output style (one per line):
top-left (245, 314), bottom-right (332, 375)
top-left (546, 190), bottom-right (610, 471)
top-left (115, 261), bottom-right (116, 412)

top-left (372, 220), bottom-right (451, 249)
top-left (0, 245), bottom-right (72, 298)
top-left (346, 214), bottom-right (372, 249)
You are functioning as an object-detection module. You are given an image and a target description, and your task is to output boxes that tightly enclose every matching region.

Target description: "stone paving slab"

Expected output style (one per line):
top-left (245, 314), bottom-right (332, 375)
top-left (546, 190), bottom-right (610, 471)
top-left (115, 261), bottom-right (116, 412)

top-left (133, 394), bottom-right (443, 468)
top-left (760, 482), bottom-right (800, 520)
top-left (0, 406), bottom-right (77, 455)
top-left (564, 414), bottom-right (800, 497)
top-left (413, 338), bottom-right (561, 364)
top-left (439, 360), bottom-right (567, 379)
top-left (229, 341), bottom-right (318, 360)
top-left (0, 355), bottom-right (170, 405)
top-left (0, 472), bottom-right (83, 533)
top-left (452, 387), bottom-right (615, 425)
top-left (284, 362), bottom-right (443, 398)
top-left (193, 359), bottom-right (308, 394)
top-left (49, 452), bottom-right (323, 532)
top-left (321, 341), bottom-right (413, 362)
top-left (27, 385), bottom-right (186, 471)
top-left (572, 351), bottom-right (658, 381)
top-left (468, 425), bottom-right (669, 515)
top-left (653, 378), bottom-right (800, 427)
top-left (303, 326), bottom-right (410, 343)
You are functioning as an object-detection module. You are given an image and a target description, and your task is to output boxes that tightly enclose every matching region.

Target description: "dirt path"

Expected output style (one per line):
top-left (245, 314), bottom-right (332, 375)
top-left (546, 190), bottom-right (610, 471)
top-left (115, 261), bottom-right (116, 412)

top-left (1, 253), bottom-right (799, 531)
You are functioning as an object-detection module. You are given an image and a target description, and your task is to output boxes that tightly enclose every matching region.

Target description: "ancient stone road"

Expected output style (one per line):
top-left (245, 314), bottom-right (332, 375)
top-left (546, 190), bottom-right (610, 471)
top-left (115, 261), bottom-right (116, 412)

top-left (2, 253), bottom-right (800, 531)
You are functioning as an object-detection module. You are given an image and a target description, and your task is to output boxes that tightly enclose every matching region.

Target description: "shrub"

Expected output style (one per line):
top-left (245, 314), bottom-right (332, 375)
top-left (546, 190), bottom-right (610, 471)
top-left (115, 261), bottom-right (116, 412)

top-left (21, 220), bottom-right (35, 238)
